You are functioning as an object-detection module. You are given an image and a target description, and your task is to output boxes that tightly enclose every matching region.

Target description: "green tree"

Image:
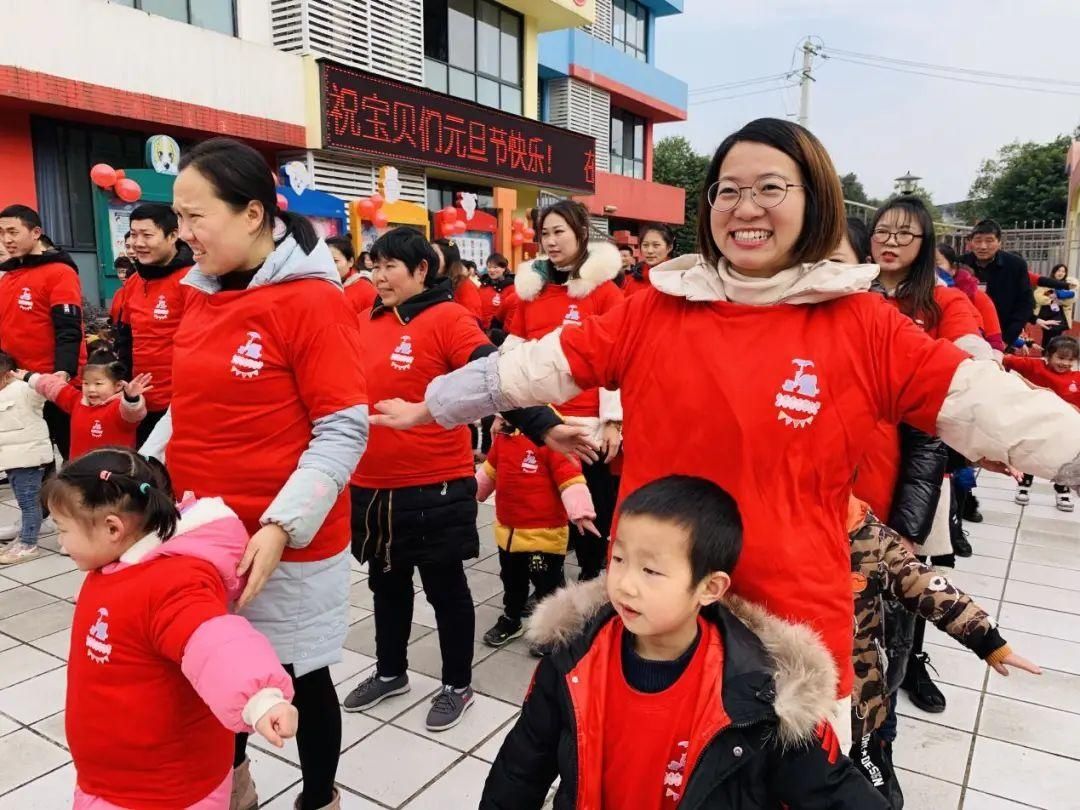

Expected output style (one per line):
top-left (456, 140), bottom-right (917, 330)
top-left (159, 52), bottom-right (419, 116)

top-left (840, 172), bottom-right (870, 205)
top-left (653, 136), bottom-right (710, 255)
top-left (962, 135), bottom-right (1072, 226)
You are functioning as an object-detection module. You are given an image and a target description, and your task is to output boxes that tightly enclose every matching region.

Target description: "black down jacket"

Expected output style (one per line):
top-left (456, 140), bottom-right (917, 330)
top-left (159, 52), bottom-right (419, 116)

top-left (887, 424), bottom-right (947, 544)
top-left (480, 578), bottom-right (887, 810)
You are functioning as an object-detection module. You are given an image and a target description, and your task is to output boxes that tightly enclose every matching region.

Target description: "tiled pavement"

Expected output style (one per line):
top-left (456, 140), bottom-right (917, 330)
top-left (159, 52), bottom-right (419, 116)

top-left (0, 472), bottom-right (1076, 808)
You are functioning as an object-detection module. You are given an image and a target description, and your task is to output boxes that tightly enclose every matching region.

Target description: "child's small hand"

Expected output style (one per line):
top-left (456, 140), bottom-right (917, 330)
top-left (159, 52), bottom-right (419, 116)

top-left (991, 651), bottom-right (1042, 677)
top-left (254, 702), bottom-right (298, 747)
top-left (123, 373), bottom-right (154, 399)
top-left (573, 517), bottom-right (601, 537)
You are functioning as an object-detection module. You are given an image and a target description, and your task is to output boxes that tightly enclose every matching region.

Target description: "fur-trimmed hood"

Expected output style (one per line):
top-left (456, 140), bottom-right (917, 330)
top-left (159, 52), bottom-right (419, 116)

top-left (514, 241), bottom-right (622, 302)
top-left (527, 576), bottom-right (838, 748)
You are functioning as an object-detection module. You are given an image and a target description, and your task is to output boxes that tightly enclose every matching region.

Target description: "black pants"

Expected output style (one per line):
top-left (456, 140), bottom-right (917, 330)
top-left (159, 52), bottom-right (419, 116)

top-left (43, 401), bottom-right (69, 462)
top-left (850, 731), bottom-right (901, 807)
top-left (368, 559), bottom-right (474, 688)
top-left (569, 459), bottom-right (617, 580)
top-left (233, 664), bottom-right (339, 810)
top-left (136, 408), bottom-right (167, 449)
top-left (499, 548), bottom-right (565, 622)
top-left (1020, 473), bottom-right (1070, 494)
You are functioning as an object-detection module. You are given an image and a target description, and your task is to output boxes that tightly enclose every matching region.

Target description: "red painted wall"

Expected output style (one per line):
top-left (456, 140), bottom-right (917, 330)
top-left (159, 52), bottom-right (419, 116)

top-left (0, 109), bottom-right (37, 209)
top-left (576, 171), bottom-right (685, 225)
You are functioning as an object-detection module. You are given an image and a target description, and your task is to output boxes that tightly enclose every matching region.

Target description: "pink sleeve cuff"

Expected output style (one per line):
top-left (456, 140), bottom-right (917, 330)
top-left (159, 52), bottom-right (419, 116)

top-left (476, 464), bottom-right (496, 502)
top-left (560, 482), bottom-right (596, 522)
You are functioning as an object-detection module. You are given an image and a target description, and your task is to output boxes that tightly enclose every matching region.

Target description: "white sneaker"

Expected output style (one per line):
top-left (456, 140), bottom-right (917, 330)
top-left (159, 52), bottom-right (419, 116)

top-left (0, 543), bottom-right (39, 565)
top-left (39, 517), bottom-right (57, 535)
top-left (1015, 488), bottom-right (1031, 506)
top-left (1056, 493), bottom-right (1075, 513)
top-left (0, 522), bottom-right (19, 542)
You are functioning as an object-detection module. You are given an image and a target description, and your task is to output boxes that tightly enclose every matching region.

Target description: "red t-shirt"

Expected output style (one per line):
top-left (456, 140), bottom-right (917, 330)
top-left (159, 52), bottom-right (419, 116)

top-left (485, 431), bottom-right (584, 529)
top-left (1004, 356), bottom-right (1080, 407)
top-left (602, 618), bottom-right (715, 809)
top-left (352, 299), bottom-right (489, 489)
top-left (478, 285), bottom-right (498, 330)
top-left (622, 265), bottom-right (653, 298)
top-left (108, 284), bottom-right (127, 325)
top-left (0, 260), bottom-right (86, 373)
top-left (167, 279), bottom-right (367, 563)
top-left (495, 287), bottom-right (519, 328)
top-left (855, 287), bottom-right (982, 519)
top-left (68, 556), bottom-right (233, 808)
top-left (508, 280), bottom-right (625, 417)
top-left (454, 280), bottom-right (484, 322)
top-left (559, 289), bottom-right (967, 697)
top-left (120, 269), bottom-right (191, 411)
top-left (49, 386), bottom-right (139, 459)
top-left (344, 275), bottom-right (378, 316)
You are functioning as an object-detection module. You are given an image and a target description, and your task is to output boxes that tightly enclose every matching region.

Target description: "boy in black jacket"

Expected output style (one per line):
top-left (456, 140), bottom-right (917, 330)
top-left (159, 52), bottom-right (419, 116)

top-left (482, 475), bottom-right (886, 810)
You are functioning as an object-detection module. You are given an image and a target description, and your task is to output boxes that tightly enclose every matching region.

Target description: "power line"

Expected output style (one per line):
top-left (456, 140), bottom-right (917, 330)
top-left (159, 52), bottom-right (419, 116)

top-left (689, 72), bottom-right (794, 96)
top-left (822, 47), bottom-right (1080, 88)
top-left (822, 54), bottom-right (1080, 97)
top-left (690, 83), bottom-right (801, 106)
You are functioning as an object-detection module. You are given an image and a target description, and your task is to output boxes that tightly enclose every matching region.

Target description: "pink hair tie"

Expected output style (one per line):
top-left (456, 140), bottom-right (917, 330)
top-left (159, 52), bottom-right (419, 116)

top-left (99, 471), bottom-right (111, 481)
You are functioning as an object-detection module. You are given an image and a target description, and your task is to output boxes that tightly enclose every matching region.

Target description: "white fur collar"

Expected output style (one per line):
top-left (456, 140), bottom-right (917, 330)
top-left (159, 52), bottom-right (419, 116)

top-left (515, 241), bottom-right (622, 301)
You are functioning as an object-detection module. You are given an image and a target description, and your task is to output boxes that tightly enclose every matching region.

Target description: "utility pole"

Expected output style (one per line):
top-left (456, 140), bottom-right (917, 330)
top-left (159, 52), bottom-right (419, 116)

top-left (798, 38), bottom-right (818, 128)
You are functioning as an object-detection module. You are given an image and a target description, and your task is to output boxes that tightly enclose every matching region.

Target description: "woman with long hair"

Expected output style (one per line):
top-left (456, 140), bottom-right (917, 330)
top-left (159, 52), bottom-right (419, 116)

top-left (142, 137), bottom-right (368, 810)
top-left (370, 119), bottom-right (1080, 753)
top-left (433, 238), bottom-right (483, 323)
top-left (622, 222), bottom-right (675, 297)
top-left (1034, 263), bottom-right (1074, 347)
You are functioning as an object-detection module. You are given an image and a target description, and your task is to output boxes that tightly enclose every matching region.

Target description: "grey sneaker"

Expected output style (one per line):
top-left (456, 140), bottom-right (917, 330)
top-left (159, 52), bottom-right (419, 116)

top-left (426, 685), bottom-right (473, 731)
top-left (342, 672), bottom-right (410, 713)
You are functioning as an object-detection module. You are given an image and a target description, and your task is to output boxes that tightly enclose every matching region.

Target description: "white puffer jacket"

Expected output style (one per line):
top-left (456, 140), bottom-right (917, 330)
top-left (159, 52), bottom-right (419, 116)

top-left (0, 380), bottom-right (53, 471)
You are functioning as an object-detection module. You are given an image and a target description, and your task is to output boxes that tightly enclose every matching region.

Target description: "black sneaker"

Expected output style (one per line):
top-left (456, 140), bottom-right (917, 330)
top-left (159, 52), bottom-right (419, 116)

top-left (482, 615), bottom-right (524, 648)
top-left (426, 685), bottom-right (473, 731)
top-left (901, 652), bottom-right (946, 713)
top-left (953, 529), bottom-right (973, 558)
top-left (962, 495), bottom-right (983, 523)
top-left (342, 672), bottom-right (410, 712)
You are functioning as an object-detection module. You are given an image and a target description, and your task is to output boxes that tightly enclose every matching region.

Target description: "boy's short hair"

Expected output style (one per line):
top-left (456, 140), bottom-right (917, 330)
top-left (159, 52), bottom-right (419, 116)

top-left (1047, 335), bottom-right (1080, 360)
top-left (618, 475), bottom-right (743, 582)
top-left (0, 204), bottom-right (42, 231)
top-left (370, 227), bottom-right (440, 288)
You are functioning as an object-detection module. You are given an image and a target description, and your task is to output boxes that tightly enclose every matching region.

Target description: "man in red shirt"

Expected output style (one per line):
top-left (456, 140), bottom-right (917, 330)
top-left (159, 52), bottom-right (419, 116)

top-left (0, 204), bottom-right (85, 460)
top-left (115, 203), bottom-right (194, 445)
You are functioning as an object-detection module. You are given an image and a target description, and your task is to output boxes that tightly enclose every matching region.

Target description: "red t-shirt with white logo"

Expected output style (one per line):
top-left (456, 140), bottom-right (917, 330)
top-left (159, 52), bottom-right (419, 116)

top-left (120, 269), bottom-right (191, 411)
top-left (1004, 356), bottom-right (1080, 408)
top-left (508, 281), bottom-right (624, 417)
top-left (351, 300), bottom-right (489, 489)
top-left (559, 290), bottom-right (967, 696)
top-left (48, 385), bottom-right (138, 459)
top-left (0, 261), bottom-right (86, 373)
top-left (167, 279), bottom-right (367, 563)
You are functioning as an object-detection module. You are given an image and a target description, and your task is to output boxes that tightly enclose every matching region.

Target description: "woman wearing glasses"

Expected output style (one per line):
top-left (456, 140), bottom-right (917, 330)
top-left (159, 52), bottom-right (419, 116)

top-left (369, 118), bottom-right (1080, 752)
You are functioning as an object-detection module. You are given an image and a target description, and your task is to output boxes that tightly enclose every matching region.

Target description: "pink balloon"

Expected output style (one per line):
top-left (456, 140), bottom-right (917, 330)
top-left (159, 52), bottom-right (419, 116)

top-left (90, 163), bottom-right (117, 189)
top-left (373, 210), bottom-right (389, 229)
top-left (358, 199), bottom-right (375, 220)
top-left (370, 193), bottom-right (384, 210)
top-left (114, 178), bottom-right (142, 203)
top-left (276, 193), bottom-right (289, 211)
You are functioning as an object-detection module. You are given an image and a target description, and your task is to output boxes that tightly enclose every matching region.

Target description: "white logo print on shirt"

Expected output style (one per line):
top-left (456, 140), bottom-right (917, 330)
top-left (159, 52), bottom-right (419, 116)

top-left (663, 741), bottom-right (689, 802)
top-left (775, 358), bottom-right (822, 429)
top-left (390, 335), bottom-right (415, 371)
top-left (153, 295), bottom-right (169, 321)
top-left (492, 293), bottom-right (501, 307)
top-left (230, 332), bottom-right (265, 379)
top-left (17, 287), bottom-right (32, 312)
top-left (90, 420), bottom-right (103, 439)
top-left (562, 304), bottom-right (582, 327)
top-left (86, 607), bottom-right (112, 664)
top-left (521, 449), bottom-right (539, 473)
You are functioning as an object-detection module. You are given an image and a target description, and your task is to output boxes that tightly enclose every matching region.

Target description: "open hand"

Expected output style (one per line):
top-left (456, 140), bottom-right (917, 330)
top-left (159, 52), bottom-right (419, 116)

top-left (990, 651), bottom-right (1041, 677)
top-left (123, 373), bottom-right (154, 399)
top-left (543, 424), bottom-right (599, 464)
top-left (254, 701), bottom-right (299, 747)
top-left (1036, 319), bottom-right (1062, 330)
top-left (370, 399), bottom-right (434, 430)
top-left (237, 524), bottom-right (289, 609)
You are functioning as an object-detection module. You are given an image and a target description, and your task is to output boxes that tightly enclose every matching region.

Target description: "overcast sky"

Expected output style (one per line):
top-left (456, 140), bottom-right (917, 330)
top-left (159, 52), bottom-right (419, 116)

top-left (655, 0), bottom-right (1080, 206)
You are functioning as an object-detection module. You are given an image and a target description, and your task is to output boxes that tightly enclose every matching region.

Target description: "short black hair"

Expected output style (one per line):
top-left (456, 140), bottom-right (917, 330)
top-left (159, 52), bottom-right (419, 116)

top-left (0, 351), bottom-right (16, 374)
top-left (845, 217), bottom-right (870, 263)
top-left (618, 475), bottom-right (743, 582)
top-left (129, 203), bottom-right (178, 235)
top-left (124, 230), bottom-right (132, 240)
top-left (84, 349), bottom-right (127, 383)
top-left (937, 243), bottom-right (958, 267)
top-left (114, 256), bottom-right (135, 272)
top-left (0, 205), bottom-right (42, 230)
top-left (617, 244), bottom-right (634, 254)
top-left (463, 259), bottom-right (477, 273)
top-left (971, 219), bottom-right (1003, 240)
top-left (487, 252), bottom-right (509, 269)
top-left (1047, 335), bottom-right (1079, 360)
top-left (326, 235), bottom-right (355, 263)
top-left (370, 227), bottom-right (440, 288)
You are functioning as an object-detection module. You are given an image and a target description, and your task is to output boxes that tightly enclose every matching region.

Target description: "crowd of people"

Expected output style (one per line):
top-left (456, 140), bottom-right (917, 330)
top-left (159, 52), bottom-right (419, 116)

top-left (0, 119), bottom-right (1076, 810)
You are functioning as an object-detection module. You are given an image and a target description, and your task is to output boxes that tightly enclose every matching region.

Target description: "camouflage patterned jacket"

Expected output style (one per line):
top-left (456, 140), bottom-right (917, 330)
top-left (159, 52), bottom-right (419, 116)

top-left (848, 500), bottom-right (1011, 741)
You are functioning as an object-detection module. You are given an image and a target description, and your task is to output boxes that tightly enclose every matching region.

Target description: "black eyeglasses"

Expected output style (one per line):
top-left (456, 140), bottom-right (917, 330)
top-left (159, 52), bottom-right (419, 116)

top-left (872, 228), bottom-right (924, 247)
top-left (707, 175), bottom-right (804, 212)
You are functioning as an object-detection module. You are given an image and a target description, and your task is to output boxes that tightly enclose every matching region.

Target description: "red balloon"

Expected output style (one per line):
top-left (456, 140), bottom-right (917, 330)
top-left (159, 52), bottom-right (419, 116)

top-left (90, 163), bottom-right (117, 189)
top-left (114, 169), bottom-right (126, 180)
top-left (511, 232), bottom-right (525, 247)
top-left (523, 226), bottom-right (536, 240)
top-left (441, 206), bottom-right (458, 223)
top-left (276, 193), bottom-right (289, 212)
top-left (114, 178), bottom-right (142, 203)
top-left (358, 199), bottom-right (375, 220)
top-left (511, 218), bottom-right (526, 232)
top-left (453, 220), bottom-right (467, 234)
top-left (373, 211), bottom-right (389, 229)
top-left (370, 193), bottom-right (384, 210)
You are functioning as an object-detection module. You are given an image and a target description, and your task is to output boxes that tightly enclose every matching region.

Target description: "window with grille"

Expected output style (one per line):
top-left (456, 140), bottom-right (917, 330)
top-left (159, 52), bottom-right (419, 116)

top-left (612, 0), bottom-right (647, 62)
top-left (110, 0), bottom-right (237, 35)
top-left (610, 107), bottom-right (644, 179)
top-left (424, 0), bottom-right (524, 115)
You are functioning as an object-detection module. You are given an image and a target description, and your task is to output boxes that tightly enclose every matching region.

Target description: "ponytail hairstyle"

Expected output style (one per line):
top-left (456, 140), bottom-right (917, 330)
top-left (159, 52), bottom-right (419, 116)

top-left (178, 137), bottom-right (317, 254)
top-left (537, 200), bottom-right (590, 276)
top-left (43, 447), bottom-right (179, 541)
top-left (638, 222), bottom-right (676, 262)
top-left (84, 348), bottom-right (128, 383)
top-left (870, 196), bottom-right (940, 330)
top-left (432, 238), bottom-right (467, 289)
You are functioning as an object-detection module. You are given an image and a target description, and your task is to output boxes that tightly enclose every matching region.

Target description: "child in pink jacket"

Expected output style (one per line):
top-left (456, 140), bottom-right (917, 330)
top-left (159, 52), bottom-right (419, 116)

top-left (47, 447), bottom-right (296, 809)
